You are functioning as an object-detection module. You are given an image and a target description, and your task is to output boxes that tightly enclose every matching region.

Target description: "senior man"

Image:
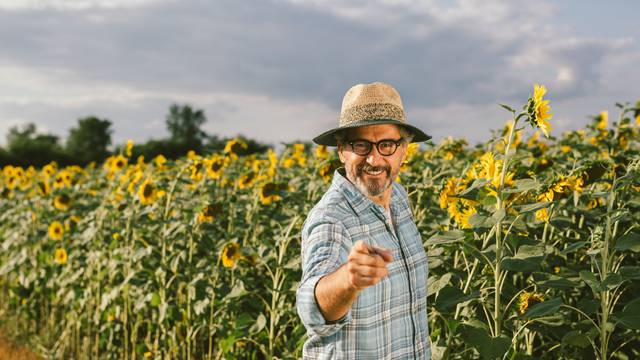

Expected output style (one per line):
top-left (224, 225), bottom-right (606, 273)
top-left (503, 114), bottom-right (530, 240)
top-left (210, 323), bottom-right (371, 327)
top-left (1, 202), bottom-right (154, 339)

top-left (296, 82), bottom-right (431, 359)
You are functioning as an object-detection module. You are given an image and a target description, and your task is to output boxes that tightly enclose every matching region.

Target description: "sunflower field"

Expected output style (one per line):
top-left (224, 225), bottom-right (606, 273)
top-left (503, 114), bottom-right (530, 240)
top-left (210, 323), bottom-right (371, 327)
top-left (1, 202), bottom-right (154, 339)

top-left (1, 87), bottom-right (639, 359)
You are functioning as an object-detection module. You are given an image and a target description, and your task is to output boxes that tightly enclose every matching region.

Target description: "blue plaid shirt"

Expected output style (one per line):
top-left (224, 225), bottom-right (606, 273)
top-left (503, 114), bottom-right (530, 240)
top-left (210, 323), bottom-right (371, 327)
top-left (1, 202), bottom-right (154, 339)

top-left (296, 169), bottom-right (430, 359)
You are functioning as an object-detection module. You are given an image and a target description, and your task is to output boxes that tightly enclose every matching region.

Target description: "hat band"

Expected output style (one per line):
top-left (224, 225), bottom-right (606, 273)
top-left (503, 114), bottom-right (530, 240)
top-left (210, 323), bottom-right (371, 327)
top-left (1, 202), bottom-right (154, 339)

top-left (339, 103), bottom-right (406, 126)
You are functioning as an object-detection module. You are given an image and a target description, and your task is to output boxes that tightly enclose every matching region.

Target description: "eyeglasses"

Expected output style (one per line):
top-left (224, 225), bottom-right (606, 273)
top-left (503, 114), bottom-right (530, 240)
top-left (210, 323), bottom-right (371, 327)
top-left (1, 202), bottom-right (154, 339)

top-left (345, 138), bottom-right (404, 156)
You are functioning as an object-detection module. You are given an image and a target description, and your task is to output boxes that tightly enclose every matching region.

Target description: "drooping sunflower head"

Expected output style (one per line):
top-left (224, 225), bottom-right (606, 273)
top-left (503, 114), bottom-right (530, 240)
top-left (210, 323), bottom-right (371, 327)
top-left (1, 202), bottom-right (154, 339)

top-left (205, 156), bottom-right (227, 179)
top-left (197, 203), bottom-right (223, 223)
top-left (518, 292), bottom-right (544, 314)
top-left (48, 221), bottom-right (64, 240)
top-left (259, 182), bottom-right (283, 205)
top-left (526, 84), bottom-right (553, 137)
top-left (37, 180), bottom-right (50, 196)
top-left (54, 247), bottom-right (68, 265)
top-left (189, 159), bottom-right (204, 182)
top-left (238, 172), bottom-right (256, 189)
top-left (138, 179), bottom-right (157, 205)
top-left (221, 242), bottom-right (242, 268)
top-left (53, 194), bottom-right (71, 210)
top-left (224, 138), bottom-right (248, 159)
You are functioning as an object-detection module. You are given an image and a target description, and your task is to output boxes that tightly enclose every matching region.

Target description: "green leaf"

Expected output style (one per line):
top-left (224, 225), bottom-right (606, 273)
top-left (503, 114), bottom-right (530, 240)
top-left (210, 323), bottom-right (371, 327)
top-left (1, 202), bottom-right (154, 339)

top-left (461, 320), bottom-right (511, 359)
top-left (614, 298), bottom-right (640, 330)
top-left (561, 241), bottom-right (587, 254)
top-left (601, 273), bottom-right (624, 290)
top-left (514, 201), bottom-right (551, 214)
top-left (150, 292), bottom-right (161, 307)
top-left (427, 273), bottom-right (452, 296)
top-left (503, 178), bottom-right (540, 193)
top-left (492, 208), bottom-right (506, 222)
top-left (615, 232), bottom-right (640, 252)
top-left (576, 298), bottom-right (600, 315)
top-left (537, 274), bottom-right (579, 290)
top-left (499, 103), bottom-right (516, 113)
top-left (501, 258), bottom-right (541, 272)
top-left (524, 297), bottom-right (563, 318)
top-left (619, 266), bottom-right (640, 280)
top-left (427, 230), bottom-right (466, 245)
top-left (226, 281), bottom-right (247, 299)
top-left (249, 313), bottom-right (267, 334)
top-left (561, 330), bottom-right (591, 348)
top-left (434, 286), bottom-right (478, 312)
top-left (579, 270), bottom-right (602, 293)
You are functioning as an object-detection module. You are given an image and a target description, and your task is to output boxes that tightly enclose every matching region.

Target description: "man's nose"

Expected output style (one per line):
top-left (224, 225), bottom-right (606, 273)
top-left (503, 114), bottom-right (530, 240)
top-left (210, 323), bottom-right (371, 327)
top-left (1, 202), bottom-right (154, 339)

top-left (366, 146), bottom-right (385, 166)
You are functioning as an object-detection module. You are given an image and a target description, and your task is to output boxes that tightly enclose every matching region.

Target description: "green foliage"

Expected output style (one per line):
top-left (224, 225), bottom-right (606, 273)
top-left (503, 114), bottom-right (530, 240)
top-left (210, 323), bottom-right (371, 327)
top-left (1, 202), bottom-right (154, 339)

top-left (65, 116), bottom-right (113, 166)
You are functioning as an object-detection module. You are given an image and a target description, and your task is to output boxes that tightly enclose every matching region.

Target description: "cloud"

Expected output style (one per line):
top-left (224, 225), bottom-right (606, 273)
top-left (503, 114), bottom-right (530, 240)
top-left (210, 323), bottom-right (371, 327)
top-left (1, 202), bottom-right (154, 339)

top-left (0, 0), bottom-right (167, 11)
top-left (0, 0), bottom-right (637, 149)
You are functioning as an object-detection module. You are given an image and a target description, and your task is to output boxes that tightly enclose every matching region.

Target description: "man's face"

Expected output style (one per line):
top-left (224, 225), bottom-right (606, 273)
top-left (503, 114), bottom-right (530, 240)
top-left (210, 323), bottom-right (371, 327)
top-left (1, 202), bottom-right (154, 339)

top-left (338, 124), bottom-right (407, 198)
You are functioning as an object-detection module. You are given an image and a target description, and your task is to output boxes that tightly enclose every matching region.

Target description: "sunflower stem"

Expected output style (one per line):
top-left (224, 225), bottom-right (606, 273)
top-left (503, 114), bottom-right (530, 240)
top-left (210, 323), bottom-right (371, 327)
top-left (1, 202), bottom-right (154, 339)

top-left (494, 113), bottom-right (520, 336)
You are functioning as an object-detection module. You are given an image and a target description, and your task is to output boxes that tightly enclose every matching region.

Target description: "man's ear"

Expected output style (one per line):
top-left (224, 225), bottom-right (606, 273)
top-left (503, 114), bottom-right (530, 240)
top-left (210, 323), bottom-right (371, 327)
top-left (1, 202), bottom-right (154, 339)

top-left (337, 144), bottom-right (346, 163)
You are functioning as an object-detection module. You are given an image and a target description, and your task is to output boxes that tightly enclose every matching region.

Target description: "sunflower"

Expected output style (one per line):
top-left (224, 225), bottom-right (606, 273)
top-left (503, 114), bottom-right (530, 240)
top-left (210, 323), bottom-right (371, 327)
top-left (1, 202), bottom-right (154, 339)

top-left (259, 182), bottom-right (283, 205)
top-left (48, 221), bottom-right (64, 240)
top-left (315, 145), bottom-right (329, 159)
top-left (36, 180), bottom-right (50, 196)
top-left (138, 178), bottom-right (157, 205)
top-left (318, 159), bottom-right (342, 183)
top-left (111, 155), bottom-right (128, 172)
top-left (42, 162), bottom-right (57, 178)
top-left (527, 84), bottom-right (552, 137)
top-left (238, 172), bottom-right (257, 189)
top-left (267, 149), bottom-right (278, 178)
top-left (125, 139), bottom-right (134, 157)
top-left (221, 243), bottom-right (242, 268)
top-left (65, 215), bottom-right (81, 232)
top-left (439, 177), bottom-right (463, 210)
top-left (190, 160), bottom-right (205, 182)
top-left (54, 248), bottom-right (68, 265)
top-left (53, 171), bottom-right (72, 189)
top-left (197, 203), bottom-right (223, 223)
top-left (224, 138), bottom-right (248, 160)
top-left (154, 154), bottom-right (167, 169)
top-left (596, 111), bottom-right (608, 130)
top-left (205, 155), bottom-right (226, 180)
top-left (535, 208), bottom-right (550, 223)
top-left (518, 292), bottom-right (544, 314)
top-left (53, 194), bottom-right (72, 210)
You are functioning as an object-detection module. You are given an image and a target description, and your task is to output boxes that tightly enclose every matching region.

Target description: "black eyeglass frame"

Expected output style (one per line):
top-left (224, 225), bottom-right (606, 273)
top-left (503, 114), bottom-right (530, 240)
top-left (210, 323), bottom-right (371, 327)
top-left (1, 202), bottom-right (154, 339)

top-left (345, 138), bottom-right (405, 156)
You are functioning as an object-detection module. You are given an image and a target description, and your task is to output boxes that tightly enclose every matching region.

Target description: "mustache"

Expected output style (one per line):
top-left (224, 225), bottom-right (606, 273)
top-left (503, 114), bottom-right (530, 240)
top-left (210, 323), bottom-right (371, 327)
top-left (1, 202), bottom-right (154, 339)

top-left (357, 164), bottom-right (391, 175)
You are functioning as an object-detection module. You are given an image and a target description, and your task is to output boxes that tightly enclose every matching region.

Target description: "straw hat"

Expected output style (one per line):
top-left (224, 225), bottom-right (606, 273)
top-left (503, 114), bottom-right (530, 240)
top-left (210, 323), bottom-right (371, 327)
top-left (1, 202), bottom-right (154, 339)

top-left (313, 82), bottom-right (431, 146)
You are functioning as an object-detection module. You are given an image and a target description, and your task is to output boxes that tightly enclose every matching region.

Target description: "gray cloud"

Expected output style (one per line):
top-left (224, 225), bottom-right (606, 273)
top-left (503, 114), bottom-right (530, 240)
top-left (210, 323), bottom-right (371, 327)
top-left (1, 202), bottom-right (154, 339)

top-left (0, 0), bottom-right (638, 147)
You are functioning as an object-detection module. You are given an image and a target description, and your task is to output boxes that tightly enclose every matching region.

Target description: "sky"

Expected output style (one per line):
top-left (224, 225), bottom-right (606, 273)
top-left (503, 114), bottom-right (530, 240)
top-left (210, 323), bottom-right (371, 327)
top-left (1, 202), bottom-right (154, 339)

top-left (0, 0), bottom-right (639, 148)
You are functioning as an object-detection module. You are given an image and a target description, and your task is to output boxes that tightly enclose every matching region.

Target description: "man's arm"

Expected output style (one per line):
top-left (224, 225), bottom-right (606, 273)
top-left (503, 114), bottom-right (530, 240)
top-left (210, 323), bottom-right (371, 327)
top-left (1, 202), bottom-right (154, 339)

top-left (315, 240), bottom-right (392, 322)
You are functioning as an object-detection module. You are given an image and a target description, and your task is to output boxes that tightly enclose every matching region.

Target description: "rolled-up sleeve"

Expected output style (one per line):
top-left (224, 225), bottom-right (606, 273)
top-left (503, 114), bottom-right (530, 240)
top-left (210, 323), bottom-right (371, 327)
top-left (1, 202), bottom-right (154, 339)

top-left (296, 219), bottom-right (352, 337)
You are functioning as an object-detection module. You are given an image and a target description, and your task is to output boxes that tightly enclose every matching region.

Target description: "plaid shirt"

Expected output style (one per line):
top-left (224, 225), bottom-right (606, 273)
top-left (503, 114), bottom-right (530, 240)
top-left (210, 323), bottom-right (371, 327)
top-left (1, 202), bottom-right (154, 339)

top-left (296, 169), bottom-right (430, 359)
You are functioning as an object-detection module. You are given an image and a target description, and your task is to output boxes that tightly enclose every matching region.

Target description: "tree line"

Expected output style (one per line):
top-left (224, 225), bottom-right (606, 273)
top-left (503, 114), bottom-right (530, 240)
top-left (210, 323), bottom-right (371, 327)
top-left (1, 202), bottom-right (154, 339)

top-left (0, 104), bottom-right (270, 167)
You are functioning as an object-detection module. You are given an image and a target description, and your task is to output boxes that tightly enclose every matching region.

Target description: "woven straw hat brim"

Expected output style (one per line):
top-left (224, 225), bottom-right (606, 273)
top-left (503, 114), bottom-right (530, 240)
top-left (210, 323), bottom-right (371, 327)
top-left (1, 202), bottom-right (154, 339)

top-left (312, 119), bottom-right (432, 146)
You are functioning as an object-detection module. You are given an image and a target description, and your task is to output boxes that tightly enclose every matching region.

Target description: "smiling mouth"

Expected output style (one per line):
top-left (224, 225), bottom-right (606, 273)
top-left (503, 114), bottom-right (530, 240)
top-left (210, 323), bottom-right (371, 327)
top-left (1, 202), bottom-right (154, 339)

top-left (363, 169), bottom-right (384, 176)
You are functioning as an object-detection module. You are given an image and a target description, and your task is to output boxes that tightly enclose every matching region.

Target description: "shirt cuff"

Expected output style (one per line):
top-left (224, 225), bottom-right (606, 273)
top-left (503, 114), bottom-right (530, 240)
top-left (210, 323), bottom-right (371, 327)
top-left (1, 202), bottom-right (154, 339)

top-left (296, 274), bottom-right (352, 337)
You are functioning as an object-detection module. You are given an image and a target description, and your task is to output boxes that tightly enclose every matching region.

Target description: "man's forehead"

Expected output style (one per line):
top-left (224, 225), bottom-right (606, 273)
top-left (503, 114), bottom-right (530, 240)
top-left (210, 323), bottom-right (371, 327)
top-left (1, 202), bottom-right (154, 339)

top-left (345, 124), bottom-right (401, 139)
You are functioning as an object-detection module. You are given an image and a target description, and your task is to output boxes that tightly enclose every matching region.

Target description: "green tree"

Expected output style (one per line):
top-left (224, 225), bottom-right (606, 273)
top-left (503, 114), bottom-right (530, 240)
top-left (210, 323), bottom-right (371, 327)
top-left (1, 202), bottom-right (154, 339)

top-left (65, 116), bottom-right (113, 165)
top-left (5, 123), bottom-right (67, 167)
top-left (166, 104), bottom-right (207, 152)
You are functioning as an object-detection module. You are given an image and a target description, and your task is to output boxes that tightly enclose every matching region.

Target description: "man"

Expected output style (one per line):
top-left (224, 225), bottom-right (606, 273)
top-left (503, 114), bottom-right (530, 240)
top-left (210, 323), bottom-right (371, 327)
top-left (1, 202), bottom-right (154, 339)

top-left (296, 82), bottom-right (432, 359)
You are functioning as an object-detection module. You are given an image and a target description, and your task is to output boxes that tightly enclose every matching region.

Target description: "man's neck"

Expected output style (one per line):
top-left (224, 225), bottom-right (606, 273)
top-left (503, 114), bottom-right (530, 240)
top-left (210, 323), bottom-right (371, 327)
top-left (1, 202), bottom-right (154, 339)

top-left (367, 188), bottom-right (392, 211)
